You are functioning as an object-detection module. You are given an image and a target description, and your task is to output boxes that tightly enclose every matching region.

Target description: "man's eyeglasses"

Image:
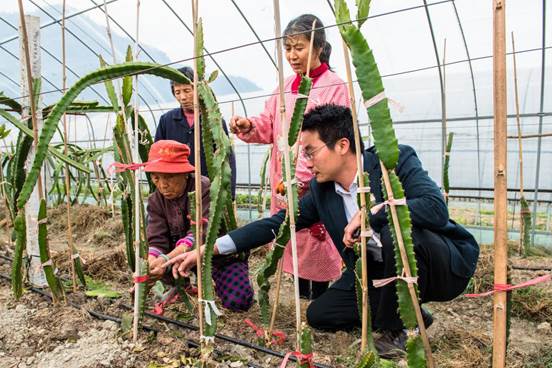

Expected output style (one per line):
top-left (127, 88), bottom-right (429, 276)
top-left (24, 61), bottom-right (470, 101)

top-left (302, 144), bottom-right (327, 161)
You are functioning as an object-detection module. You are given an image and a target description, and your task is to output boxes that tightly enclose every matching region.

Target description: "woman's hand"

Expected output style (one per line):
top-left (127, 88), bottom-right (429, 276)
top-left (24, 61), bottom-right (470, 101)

top-left (163, 245), bottom-right (206, 279)
top-left (229, 116), bottom-right (253, 134)
top-left (148, 256), bottom-right (166, 279)
top-left (343, 210), bottom-right (362, 248)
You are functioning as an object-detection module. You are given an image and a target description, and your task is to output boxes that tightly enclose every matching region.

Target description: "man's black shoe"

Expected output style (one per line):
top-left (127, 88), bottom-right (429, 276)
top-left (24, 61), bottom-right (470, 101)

top-left (421, 307), bottom-right (434, 329)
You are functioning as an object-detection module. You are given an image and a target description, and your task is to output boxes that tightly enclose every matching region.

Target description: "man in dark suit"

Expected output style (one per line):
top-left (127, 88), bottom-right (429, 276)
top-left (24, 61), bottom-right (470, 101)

top-left (165, 104), bottom-right (479, 356)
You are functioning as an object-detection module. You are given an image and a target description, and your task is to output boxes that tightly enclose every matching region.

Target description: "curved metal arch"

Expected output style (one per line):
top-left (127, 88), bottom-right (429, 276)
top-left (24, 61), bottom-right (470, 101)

top-left (0, 42), bottom-right (63, 103)
top-left (24, 0), bottom-right (159, 121)
top-left (0, 70), bottom-right (19, 88)
top-left (37, 0), bottom-right (159, 124)
top-left (88, 0), bottom-right (169, 112)
top-left (451, 0), bottom-right (482, 225)
top-left (87, 0), bottom-right (156, 64)
top-left (229, 0), bottom-right (278, 71)
top-left (161, 0), bottom-right (252, 217)
top-left (0, 15), bottom-right (109, 105)
top-left (422, 0), bottom-right (446, 187)
top-left (0, 0), bottom-right (121, 47)
top-left (39, 0), bottom-right (114, 58)
top-left (160, 0), bottom-right (248, 116)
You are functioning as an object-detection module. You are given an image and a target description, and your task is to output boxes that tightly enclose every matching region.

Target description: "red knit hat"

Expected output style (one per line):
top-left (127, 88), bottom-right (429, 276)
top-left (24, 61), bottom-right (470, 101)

top-left (144, 140), bottom-right (195, 174)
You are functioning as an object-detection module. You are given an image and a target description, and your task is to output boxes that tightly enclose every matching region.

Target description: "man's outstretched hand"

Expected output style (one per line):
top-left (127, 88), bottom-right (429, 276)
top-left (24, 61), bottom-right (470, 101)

top-left (343, 210), bottom-right (362, 248)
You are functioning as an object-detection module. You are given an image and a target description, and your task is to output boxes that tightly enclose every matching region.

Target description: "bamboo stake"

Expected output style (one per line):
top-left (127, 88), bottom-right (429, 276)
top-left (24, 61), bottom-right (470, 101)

top-left (131, 0), bottom-right (142, 342)
top-left (512, 32), bottom-right (526, 255)
top-left (305, 21), bottom-right (316, 80)
top-left (17, 0), bottom-right (43, 199)
top-left (61, 0), bottom-right (78, 293)
top-left (492, 0), bottom-right (508, 366)
top-left (379, 162), bottom-right (435, 367)
top-left (341, 42), bottom-right (372, 353)
top-left (230, 101), bottom-right (238, 219)
top-left (266, 20), bottom-right (316, 347)
top-left (442, 38), bottom-right (448, 195)
top-left (272, 0), bottom-right (301, 348)
top-left (191, 0), bottom-right (205, 344)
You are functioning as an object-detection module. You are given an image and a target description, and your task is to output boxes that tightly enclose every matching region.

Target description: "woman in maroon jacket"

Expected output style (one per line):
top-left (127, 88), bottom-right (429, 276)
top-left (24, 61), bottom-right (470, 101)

top-left (144, 140), bottom-right (253, 311)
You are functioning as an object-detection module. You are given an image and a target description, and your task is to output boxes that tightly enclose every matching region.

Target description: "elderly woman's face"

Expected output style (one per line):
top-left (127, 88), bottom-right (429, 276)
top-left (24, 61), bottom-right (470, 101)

top-left (151, 172), bottom-right (188, 200)
top-left (173, 83), bottom-right (194, 112)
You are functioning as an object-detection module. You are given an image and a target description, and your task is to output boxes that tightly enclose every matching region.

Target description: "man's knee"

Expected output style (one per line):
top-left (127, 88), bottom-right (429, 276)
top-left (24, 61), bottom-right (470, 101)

top-left (306, 297), bottom-right (359, 331)
top-left (306, 299), bottom-right (327, 329)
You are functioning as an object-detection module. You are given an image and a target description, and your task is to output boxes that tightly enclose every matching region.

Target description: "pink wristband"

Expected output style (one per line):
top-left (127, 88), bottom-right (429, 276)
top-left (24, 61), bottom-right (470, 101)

top-left (176, 237), bottom-right (194, 249)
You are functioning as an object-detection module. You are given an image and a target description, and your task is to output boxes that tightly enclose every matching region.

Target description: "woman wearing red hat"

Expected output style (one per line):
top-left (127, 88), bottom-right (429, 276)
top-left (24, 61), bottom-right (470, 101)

top-left (144, 140), bottom-right (253, 311)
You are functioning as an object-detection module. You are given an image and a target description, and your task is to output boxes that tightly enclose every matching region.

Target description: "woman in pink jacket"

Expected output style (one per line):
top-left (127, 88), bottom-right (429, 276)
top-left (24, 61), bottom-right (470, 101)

top-left (230, 14), bottom-right (350, 299)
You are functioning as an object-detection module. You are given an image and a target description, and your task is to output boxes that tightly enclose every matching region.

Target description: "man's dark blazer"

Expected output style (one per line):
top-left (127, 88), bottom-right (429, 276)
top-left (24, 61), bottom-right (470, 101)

top-left (228, 145), bottom-right (479, 291)
top-left (155, 107), bottom-right (237, 197)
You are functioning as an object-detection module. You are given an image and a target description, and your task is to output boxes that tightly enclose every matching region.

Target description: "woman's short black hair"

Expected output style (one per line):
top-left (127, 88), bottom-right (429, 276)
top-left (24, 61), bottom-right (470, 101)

top-left (284, 14), bottom-right (332, 68)
top-left (170, 66), bottom-right (193, 95)
top-left (302, 104), bottom-right (363, 154)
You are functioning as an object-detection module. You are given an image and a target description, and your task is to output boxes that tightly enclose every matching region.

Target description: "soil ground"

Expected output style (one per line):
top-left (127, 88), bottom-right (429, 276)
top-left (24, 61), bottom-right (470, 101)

top-left (0, 204), bottom-right (551, 367)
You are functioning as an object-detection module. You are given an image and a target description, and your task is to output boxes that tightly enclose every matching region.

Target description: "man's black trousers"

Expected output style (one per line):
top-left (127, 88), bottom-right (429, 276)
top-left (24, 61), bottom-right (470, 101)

top-left (306, 226), bottom-right (470, 331)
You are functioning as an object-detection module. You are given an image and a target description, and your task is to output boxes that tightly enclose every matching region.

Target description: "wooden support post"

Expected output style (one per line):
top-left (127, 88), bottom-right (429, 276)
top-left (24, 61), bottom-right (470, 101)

top-left (267, 20), bottom-right (316, 347)
top-left (18, 10), bottom-right (46, 287)
top-left (132, 0), bottom-right (142, 342)
top-left (272, 0), bottom-right (302, 347)
top-left (341, 42), bottom-right (373, 353)
top-left (492, 0), bottom-right (508, 366)
top-left (61, 0), bottom-right (78, 292)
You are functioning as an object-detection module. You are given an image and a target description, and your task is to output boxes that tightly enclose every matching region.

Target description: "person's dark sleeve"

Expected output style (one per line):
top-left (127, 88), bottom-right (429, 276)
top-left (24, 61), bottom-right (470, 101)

top-left (221, 118), bottom-right (237, 199)
top-left (146, 193), bottom-right (171, 254)
top-left (370, 145), bottom-right (449, 231)
top-left (228, 190), bottom-right (320, 253)
top-left (154, 115), bottom-right (166, 142)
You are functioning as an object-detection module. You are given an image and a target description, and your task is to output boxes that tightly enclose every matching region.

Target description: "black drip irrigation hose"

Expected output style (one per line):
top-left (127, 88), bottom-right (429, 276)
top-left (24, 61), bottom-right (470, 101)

top-left (0, 272), bottom-right (268, 368)
top-left (0, 253), bottom-right (333, 368)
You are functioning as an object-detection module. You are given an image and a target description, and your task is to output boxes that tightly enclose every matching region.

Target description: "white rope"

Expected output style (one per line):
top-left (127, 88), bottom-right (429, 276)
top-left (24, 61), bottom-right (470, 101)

top-left (364, 91), bottom-right (405, 113)
top-left (360, 229), bottom-right (373, 238)
top-left (200, 335), bottom-right (215, 343)
top-left (364, 91), bottom-right (386, 109)
top-left (42, 259), bottom-right (53, 267)
top-left (198, 299), bottom-right (222, 326)
top-left (370, 197), bottom-right (407, 215)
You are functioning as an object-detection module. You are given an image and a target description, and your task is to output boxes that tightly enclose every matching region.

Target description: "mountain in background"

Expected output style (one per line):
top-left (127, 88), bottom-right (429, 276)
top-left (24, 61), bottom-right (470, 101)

top-left (0, 8), bottom-right (261, 106)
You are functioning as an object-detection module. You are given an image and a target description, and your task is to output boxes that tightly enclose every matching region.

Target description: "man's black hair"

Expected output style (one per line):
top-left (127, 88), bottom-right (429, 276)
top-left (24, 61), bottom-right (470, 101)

top-left (170, 66), bottom-right (194, 95)
top-left (301, 104), bottom-right (364, 154)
